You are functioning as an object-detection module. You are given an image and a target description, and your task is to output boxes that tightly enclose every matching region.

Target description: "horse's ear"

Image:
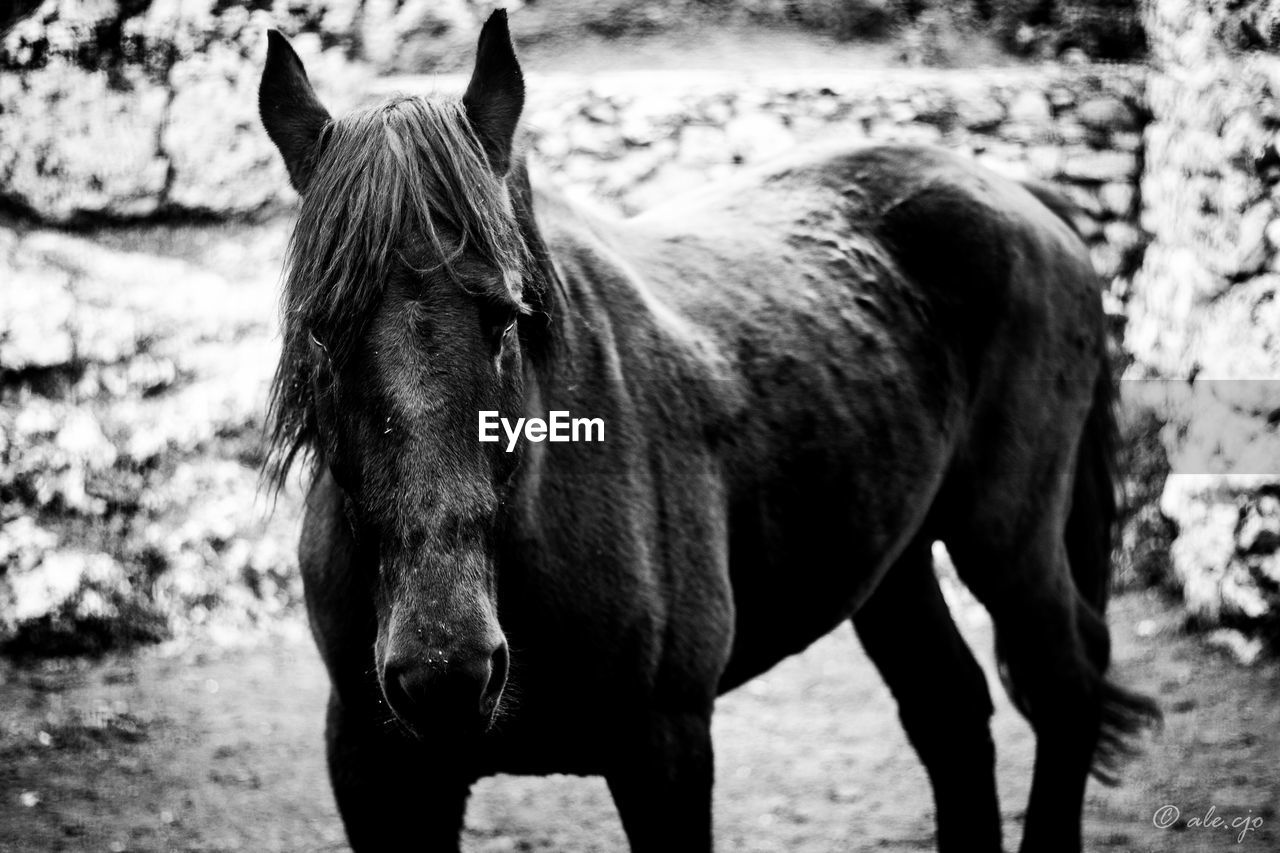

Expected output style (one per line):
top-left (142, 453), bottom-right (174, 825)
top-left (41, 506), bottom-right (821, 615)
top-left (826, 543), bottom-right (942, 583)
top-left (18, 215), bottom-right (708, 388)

top-left (260, 30), bottom-right (332, 193)
top-left (463, 10), bottom-right (524, 175)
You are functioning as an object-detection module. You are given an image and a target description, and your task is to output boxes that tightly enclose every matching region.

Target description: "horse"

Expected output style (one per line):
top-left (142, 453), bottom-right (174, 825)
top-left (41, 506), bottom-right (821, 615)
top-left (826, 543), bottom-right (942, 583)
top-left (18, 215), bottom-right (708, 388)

top-left (258, 11), bottom-right (1158, 852)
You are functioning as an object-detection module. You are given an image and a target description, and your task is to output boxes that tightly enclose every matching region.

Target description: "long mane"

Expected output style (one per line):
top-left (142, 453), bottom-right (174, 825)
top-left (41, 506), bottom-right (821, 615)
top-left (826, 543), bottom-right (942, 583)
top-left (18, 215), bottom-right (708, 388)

top-left (263, 94), bottom-right (533, 492)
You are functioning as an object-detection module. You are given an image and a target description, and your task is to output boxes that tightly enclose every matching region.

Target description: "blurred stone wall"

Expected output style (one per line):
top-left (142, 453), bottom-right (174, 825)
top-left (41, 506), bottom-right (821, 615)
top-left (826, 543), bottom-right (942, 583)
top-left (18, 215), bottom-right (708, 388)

top-left (2, 0), bottom-right (1148, 225)
top-left (0, 0), bottom-right (377, 222)
top-left (1126, 0), bottom-right (1280, 655)
top-left (0, 222), bottom-right (300, 654)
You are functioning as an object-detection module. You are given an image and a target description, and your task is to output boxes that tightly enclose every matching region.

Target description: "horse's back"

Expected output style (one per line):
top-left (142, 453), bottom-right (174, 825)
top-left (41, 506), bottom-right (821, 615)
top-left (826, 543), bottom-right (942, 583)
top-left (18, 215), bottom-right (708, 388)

top-left (632, 140), bottom-right (1094, 327)
top-left (625, 141), bottom-right (1103, 425)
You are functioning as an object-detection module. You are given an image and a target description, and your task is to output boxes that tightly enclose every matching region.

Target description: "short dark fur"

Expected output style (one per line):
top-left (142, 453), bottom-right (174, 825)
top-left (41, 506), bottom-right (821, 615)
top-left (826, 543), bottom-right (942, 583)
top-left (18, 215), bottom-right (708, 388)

top-left (259, 13), bottom-right (1157, 853)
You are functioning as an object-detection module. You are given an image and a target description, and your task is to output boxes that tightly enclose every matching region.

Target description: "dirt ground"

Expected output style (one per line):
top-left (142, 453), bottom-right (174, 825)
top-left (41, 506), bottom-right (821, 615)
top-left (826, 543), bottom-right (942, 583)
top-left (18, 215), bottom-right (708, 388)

top-left (1, 589), bottom-right (1276, 853)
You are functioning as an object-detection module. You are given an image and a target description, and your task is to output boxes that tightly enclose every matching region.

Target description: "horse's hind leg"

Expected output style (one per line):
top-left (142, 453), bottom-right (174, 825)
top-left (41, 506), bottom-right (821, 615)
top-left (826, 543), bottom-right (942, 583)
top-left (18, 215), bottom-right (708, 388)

top-left (949, 531), bottom-right (1096, 853)
top-left (944, 490), bottom-right (1148, 853)
top-left (853, 537), bottom-right (1002, 853)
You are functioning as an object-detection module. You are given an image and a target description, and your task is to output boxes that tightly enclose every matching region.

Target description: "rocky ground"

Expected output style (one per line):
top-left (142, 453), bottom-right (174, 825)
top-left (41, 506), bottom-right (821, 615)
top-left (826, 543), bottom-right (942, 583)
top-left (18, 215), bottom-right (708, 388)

top-left (0, 590), bottom-right (1276, 852)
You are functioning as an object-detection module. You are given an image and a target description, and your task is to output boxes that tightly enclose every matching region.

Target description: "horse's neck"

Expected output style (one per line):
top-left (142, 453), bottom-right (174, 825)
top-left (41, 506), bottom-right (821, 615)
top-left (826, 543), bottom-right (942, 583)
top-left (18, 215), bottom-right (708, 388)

top-left (514, 164), bottom-right (644, 344)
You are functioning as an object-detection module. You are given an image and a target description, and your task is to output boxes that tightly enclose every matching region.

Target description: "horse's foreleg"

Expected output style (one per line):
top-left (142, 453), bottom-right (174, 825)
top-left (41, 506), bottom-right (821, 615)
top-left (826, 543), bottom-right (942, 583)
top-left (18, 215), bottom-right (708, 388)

top-left (852, 537), bottom-right (1003, 853)
top-left (605, 708), bottom-right (715, 853)
top-left (326, 689), bottom-right (473, 852)
top-left (301, 476), bottom-right (472, 850)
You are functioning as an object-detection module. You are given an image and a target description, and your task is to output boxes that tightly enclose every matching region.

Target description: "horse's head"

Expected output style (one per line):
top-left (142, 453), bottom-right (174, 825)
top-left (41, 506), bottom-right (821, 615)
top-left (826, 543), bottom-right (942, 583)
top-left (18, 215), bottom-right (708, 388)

top-left (260, 12), bottom-right (531, 733)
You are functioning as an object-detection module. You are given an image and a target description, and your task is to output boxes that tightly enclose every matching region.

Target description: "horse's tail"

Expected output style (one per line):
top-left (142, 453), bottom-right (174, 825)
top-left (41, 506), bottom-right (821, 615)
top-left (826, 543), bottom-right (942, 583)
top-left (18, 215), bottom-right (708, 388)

top-left (1066, 363), bottom-right (1119, 616)
top-left (1016, 177), bottom-right (1161, 777)
top-left (1017, 176), bottom-right (1116, 612)
top-left (1018, 176), bottom-right (1115, 611)
top-left (1067, 359), bottom-right (1162, 781)
top-left (1050, 219), bottom-right (1163, 783)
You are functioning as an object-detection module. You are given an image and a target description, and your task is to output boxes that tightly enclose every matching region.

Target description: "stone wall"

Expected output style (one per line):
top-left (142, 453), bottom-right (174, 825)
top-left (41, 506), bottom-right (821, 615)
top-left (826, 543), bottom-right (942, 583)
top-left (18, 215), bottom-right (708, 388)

top-left (0, 221), bottom-right (302, 654)
top-left (1128, 0), bottom-right (1280, 655)
top-left (2, 0), bottom-right (1147, 229)
top-left (0, 0), bottom-right (373, 222)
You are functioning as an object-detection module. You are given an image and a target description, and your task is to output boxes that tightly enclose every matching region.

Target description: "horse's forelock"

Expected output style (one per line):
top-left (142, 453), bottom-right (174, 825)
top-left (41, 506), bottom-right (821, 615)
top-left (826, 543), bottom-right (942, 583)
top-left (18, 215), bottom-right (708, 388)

top-left (263, 94), bottom-right (533, 493)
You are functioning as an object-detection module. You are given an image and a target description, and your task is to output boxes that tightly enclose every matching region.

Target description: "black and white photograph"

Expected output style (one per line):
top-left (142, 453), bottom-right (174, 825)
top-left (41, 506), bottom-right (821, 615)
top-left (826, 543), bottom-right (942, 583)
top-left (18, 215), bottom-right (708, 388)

top-left (0, 0), bottom-right (1277, 850)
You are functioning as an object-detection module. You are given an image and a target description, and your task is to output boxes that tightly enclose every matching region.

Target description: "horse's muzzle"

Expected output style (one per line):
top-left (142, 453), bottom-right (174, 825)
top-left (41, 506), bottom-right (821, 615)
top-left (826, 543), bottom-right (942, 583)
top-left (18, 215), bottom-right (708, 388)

top-left (382, 638), bottom-right (509, 731)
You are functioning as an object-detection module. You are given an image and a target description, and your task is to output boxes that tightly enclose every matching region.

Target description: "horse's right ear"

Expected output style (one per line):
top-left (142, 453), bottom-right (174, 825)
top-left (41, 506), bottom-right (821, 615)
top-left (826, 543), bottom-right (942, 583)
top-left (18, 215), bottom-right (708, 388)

top-left (259, 30), bottom-right (332, 193)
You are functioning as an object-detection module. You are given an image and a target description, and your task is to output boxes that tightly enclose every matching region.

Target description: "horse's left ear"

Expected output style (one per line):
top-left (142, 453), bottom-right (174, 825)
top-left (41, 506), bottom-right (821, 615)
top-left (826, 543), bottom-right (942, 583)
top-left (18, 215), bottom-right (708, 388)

top-left (463, 9), bottom-right (524, 175)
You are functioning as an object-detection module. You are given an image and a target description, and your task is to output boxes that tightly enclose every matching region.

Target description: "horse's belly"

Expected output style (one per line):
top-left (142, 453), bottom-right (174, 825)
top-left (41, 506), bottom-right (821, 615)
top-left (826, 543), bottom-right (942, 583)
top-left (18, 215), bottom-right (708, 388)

top-left (717, 425), bottom-right (951, 692)
top-left (717, 533), bottom-right (894, 694)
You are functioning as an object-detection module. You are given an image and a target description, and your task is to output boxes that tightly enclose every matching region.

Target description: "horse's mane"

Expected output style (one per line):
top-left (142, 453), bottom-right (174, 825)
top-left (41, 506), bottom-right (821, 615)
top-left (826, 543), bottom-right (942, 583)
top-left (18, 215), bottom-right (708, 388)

top-left (263, 94), bottom-right (534, 492)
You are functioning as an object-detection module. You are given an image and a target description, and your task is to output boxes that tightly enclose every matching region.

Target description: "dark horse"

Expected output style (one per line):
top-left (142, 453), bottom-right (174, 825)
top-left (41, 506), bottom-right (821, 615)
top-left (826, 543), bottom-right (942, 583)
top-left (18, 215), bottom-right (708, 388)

top-left (259, 12), bottom-right (1157, 852)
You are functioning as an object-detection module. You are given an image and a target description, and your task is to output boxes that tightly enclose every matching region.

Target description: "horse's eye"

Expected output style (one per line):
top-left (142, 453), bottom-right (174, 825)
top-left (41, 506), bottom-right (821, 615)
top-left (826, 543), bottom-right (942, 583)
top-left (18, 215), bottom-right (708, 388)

top-left (481, 302), bottom-right (517, 345)
top-left (307, 329), bottom-right (330, 359)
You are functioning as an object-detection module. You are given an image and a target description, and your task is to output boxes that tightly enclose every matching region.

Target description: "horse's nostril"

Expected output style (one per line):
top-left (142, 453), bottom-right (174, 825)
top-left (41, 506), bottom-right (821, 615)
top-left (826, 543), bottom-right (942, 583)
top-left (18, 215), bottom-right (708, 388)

top-left (381, 659), bottom-right (427, 719)
top-left (381, 641), bottom-right (508, 727)
top-left (480, 641), bottom-right (510, 717)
